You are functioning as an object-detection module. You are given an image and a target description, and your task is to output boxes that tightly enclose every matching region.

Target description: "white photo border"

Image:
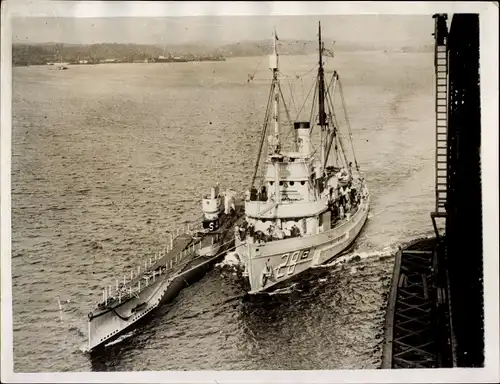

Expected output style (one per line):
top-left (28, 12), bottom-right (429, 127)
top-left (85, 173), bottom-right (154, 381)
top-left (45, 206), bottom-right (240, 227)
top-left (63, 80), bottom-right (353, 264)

top-left (1, 1), bottom-right (498, 383)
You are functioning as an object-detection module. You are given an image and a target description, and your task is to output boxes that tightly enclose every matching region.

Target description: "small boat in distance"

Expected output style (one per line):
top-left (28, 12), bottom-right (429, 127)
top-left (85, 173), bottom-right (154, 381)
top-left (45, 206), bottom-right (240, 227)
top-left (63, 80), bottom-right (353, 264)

top-left (87, 185), bottom-right (243, 352)
top-left (231, 22), bottom-right (370, 294)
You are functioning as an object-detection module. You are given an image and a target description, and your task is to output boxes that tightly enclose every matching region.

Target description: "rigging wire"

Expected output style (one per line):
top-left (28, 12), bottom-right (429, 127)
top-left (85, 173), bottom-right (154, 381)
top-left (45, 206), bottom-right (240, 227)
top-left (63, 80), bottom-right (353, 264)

top-left (323, 72), bottom-right (340, 167)
top-left (257, 140), bottom-right (268, 187)
top-left (279, 66), bottom-right (316, 80)
top-left (279, 84), bottom-right (299, 150)
top-left (321, 70), bottom-right (354, 170)
top-left (309, 80), bottom-right (318, 128)
top-left (279, 71), bottom-right (298, 115)
top-left (325, 89), bottom-right (349, 168)
top-left (250, 81), bottom-right (275, 188)
top-left (300, 77), bottom-right (305, 102)
top-left (247, 56), bottom-right (264, 82)
top-left (295, 77), bottom-right (317, 120)
top-left (338, 79), bottom-right (359, 170)
top-left (248, 42), bottom-right (360, 189)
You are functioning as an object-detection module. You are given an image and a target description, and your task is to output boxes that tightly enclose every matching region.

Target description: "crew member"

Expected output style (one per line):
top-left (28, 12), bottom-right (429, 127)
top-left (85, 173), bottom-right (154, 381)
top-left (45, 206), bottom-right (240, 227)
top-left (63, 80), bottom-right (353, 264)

top-left (248, 224), bottom-right (255, 238)
top-left (260, 186), bottom-right (268, 201)
top-left (290, 225), bottom-right (301, 238)
top-left (350, 188), bottom-right (357, 205)
top-left (250, 186), bottom-right (258, 201)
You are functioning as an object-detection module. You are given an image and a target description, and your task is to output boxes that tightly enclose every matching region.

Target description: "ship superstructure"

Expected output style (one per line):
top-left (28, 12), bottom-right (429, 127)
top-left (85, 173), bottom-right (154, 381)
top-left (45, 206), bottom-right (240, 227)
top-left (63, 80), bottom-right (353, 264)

top-left (233, 22), bottom-right (370, 293)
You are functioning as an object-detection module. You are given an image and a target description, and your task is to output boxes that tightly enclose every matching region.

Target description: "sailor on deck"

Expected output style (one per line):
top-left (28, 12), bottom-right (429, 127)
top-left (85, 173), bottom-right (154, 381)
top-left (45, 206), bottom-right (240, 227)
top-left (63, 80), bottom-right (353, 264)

top-left (250, 187), bottom-right (258, 201)
top-left (290, 225), bottom-right (301, 238)
top-left (259, 186), bottom-right (268, 201)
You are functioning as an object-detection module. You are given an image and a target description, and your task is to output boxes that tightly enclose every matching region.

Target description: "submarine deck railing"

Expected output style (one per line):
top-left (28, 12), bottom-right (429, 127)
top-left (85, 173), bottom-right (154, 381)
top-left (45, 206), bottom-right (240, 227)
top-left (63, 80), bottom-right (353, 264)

top-left (94, 190), bottom-right (248, 308)
top-left (99, 234), bottom-right (239, 308)
top-left (95, 214), bottom-right (237, 307)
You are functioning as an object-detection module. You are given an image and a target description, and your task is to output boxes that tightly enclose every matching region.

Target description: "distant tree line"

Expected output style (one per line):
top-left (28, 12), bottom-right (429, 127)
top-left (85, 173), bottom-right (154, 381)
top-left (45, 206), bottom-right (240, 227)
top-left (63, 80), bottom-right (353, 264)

top-left (12, 41), bottom-right (433, 66)
top-left (13, 43), bottom-right (165, 66)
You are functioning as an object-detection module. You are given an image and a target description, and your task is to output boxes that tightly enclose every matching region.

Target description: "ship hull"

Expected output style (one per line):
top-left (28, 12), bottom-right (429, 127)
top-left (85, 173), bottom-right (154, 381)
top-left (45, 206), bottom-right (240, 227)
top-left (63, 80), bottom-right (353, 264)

top-left (87, 249), bottom-right (229, 352)
top-left (236, 196), bottom-right (370, 293)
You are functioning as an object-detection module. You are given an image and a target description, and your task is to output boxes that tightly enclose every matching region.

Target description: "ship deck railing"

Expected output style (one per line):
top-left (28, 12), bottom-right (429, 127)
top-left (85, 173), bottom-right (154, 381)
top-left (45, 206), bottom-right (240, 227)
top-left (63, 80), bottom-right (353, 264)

top-left (243, 200), bottom-right (361, 245)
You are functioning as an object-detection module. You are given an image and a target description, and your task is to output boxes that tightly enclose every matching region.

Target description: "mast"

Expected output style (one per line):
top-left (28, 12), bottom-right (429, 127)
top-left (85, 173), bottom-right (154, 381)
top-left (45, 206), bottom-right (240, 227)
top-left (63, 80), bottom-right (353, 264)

top-left (249, 30), bottom-right (281, 190)
top-left (318, 21), bottom-right (327, 172)
top-left (271, 29), bottom-right (280, 154)
top-left (269, 29), bottom-right (281, 206)
top-left (270, 29), bottom-right (281, 209)
top-left (323, 71), bottom-right (339, 170)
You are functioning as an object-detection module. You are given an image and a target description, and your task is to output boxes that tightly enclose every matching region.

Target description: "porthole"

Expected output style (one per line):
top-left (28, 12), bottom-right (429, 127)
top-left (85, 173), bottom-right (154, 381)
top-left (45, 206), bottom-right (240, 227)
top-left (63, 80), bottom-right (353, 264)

top-left (279, 181), bottom-right (283, 186)
top-left (290, 181), bottom-right (295, 186)
top-left (301, 181), bottom-right (305, 185)
top-left (270, 181), bottom-right (274, 186)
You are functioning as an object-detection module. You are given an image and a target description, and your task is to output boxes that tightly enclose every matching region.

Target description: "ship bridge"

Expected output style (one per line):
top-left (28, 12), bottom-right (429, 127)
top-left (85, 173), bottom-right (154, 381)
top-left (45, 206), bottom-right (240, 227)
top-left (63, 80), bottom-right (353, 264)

top-left (260, 158), bottom-right (314, 202)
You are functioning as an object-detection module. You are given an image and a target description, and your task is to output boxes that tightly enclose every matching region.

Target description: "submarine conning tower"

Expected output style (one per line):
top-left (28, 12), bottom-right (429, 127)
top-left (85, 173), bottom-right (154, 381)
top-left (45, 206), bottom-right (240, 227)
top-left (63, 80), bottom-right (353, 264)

top-left (201, 185), bottom-right (237, 231)
top-left (202, 185), bottom-right (223, 230)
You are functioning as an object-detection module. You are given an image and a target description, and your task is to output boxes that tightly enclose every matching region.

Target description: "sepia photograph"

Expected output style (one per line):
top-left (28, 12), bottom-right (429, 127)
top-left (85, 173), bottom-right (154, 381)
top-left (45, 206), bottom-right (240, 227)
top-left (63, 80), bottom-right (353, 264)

top-left (1, 1), bottom-right (498, 383)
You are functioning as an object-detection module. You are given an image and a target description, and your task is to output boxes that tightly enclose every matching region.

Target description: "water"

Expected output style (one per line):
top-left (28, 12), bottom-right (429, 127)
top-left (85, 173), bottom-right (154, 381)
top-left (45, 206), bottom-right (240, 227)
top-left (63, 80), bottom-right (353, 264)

top-left (11, 52), bottom-right (437, 372)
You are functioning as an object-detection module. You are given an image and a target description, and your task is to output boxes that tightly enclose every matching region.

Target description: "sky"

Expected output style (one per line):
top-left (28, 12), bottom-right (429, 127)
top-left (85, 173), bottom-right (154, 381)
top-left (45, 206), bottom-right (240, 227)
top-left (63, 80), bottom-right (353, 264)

top-left (4, 1), bottom-right (461, 46)
top-left (12, 14), bottom-right (435, 47)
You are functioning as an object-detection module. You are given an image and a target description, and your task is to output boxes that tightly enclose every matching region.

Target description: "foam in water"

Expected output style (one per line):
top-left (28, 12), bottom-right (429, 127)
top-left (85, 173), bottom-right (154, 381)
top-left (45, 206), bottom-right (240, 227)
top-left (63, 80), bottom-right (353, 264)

top-left (216, 251), bottom-right (243, 269)
top-left (104, 329), bottom-right (137, 348)
top-left (267, 283), bottom-right (301, 295)
top-left (79, 344), bottom-right (89, 354)
top-left (314, 244), bottom-right (400, 269)
top-left (368, 207), bottom-right (389, 219)
top-left (13, 52), bottom-right (440, 372)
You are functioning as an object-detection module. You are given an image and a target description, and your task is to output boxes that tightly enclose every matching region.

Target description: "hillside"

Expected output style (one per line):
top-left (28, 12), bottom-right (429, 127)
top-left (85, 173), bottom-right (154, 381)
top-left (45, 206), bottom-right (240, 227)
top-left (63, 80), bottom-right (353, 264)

top-left (216, 40), bottom-right (433, 56)
top-left (13, 43), bottom-right (165, 65)
top-left (12, 40), bottom-right (433, 66)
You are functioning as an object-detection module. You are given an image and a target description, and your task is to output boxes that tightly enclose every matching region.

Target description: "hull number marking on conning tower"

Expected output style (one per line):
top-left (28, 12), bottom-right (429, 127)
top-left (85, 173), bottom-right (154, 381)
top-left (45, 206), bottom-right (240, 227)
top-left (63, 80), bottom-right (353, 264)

top-left (275, 249), bottom-right (311, 278)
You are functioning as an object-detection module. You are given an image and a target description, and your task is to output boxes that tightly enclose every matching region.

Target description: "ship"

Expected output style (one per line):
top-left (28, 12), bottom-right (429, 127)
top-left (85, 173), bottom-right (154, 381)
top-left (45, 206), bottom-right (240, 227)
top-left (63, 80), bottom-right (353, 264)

top-left (231, 22), bottom-right (370, 294)
top-left (87, 184), bottom-right (243, 351)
